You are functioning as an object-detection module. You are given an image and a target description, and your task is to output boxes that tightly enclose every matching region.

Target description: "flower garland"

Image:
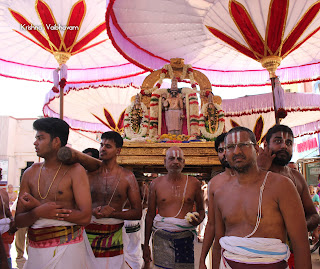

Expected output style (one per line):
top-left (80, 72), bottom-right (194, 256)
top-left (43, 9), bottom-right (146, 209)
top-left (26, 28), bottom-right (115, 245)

top-left (141, 64), bottom-right (197, 96)
top-left (199, 103), bottom-right (225, 140)
top-left (123, 101), bottom-right (149, 140)
top-left (149, 87), bottom-right (200, 138)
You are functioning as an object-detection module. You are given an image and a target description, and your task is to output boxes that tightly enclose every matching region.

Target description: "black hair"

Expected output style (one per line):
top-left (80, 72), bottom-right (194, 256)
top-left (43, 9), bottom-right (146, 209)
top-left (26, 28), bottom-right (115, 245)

top-left (266, 124), bottom-right (293, 144)
top-left (226, 126), bottom-right (257, 144)
top-left (82, 148), bottom-right (99, 159)
top-left (214, 133), bottom-right (227, 152)
top-left (101, 131), bottom-right (123, 148)
top-left (33, 117), bottom-right (69, 146)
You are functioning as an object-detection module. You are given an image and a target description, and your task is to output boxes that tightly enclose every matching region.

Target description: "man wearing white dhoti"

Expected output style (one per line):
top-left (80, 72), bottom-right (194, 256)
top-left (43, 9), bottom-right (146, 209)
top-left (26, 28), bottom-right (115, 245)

top-left (15, 118), bottom-right (94, 269)
top-left (143, 146), bottom-right (205, 269)
top-left (212, 127), bottom-right (311, 269)
top-left (23, 219), bottom-right (98, 269)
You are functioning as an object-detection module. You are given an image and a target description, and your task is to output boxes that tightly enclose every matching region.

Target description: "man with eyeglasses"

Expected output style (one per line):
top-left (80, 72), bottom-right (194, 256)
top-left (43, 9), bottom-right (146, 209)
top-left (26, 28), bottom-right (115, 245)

top-left (258, 124), bottom-right (319, 268)
top-left (212, 126), bottom-right (311, 269)
top-left (199, 133), bottom-right (236, 269)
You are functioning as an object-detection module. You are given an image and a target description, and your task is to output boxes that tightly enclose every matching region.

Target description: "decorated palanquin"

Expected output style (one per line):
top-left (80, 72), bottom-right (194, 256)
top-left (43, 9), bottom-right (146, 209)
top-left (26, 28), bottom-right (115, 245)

top-left (123, 58), bottom-right (225, 142)
top-left (118, 58), bottom-right (225, 174)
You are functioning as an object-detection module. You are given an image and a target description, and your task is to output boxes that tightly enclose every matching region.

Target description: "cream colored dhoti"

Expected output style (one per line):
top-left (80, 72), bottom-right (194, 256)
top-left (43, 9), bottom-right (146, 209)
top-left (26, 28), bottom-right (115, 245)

top-left (23, 219), bottom-right (98, 269)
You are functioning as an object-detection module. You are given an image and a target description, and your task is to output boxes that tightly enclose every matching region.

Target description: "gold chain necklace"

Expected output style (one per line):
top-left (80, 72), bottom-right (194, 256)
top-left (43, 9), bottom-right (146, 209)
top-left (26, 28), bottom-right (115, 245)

top-left (38, 162), bottom-right (62, 200)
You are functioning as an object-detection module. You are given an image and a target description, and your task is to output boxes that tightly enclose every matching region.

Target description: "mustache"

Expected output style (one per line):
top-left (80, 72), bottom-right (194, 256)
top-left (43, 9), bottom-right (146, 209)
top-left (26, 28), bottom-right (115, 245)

top-left (275, 150), bottom-right (290, 156)
top-left (232, 154), bottom-right (246, 161)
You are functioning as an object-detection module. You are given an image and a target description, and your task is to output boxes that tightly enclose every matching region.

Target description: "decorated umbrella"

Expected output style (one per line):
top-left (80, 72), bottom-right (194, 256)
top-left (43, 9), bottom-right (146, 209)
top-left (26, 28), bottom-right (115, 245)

top-left (106, 0), bottom-right (320, 127)
top-left (0, 0), bottom-right (147, 121)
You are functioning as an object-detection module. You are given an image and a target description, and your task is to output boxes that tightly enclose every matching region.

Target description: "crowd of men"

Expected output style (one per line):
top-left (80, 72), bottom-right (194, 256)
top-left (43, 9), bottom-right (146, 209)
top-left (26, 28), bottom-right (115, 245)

top-left (0, 117), bottom-right (318, 269)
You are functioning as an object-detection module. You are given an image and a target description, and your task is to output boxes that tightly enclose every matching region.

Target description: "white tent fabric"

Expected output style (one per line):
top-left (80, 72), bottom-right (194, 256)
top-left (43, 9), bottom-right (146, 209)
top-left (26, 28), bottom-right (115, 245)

top-left (107, 0), bottom-right (320, 86)
top-left (0, 0), bottom-right (146, 85)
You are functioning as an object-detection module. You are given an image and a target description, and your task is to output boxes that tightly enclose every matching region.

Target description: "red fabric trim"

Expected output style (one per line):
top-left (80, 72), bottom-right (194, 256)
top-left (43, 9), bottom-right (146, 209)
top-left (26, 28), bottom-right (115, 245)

top-left (9, 9), bottom-right (51, 50)
top-left (13, 30), bottom-right (49, 52)
top-left (92, 113), bottom-right (112, 130)
top-left (206, 25), bottom-right (256, 60)
top-left (71, 22), bottom-right (106, 53)
top-left (230, 1), bottom-right (265, 57)
top-left (117, 110), bottom-right (125, 129)
top-left (151, 94), bottom-right (161, 98)
top-left (69, 70), bottom-right (147, 84)
top-left (284, 25), bottom-right (320, 57)
top-left (36, 0), bottom-right (61, 50)
top-left (0, 57), bottom-right (135, 70)
top-left (105, 1), bottom-right (153, 72)
top-left (282, 2), bottom-right (320, 56)
top-left (64, 0), bottom-right (85, 49)
top-left (72, 39), bottom-right (107, 55)
top-left (103, 108), bottom-right (116, 129)
top-left (106, 0), bottom-right (170, 70)
top-left (225, 106), bottom-right (320, 117)
top-left (254, 116), bottom-right (264, 142)
top-left (267, 0), bottom-right (288, 54)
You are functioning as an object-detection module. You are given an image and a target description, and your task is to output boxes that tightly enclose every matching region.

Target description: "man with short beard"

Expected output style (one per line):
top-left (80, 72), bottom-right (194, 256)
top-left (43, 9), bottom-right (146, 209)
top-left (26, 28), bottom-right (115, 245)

top-left (199, 133), bottom-right (236, 269)
top-left (258, 124), bottom-right (319, 268)
top-left (213, 126), bottom-right (311, 268)
top-left (259, 125), bottom-right (319, 231)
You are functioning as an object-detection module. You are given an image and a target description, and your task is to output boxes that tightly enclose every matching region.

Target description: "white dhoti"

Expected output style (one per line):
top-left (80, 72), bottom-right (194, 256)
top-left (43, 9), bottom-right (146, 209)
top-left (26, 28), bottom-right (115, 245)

top-left (219, 236), bottom-right (290, 269)
top-left (122, 219), bottom-right (143, 269)
top-left (140, 208), bottom-right (148, 245)
top-left (85, 216), bottom-right (125, 269)
top-left (23, 219), bottom-right (98, 269)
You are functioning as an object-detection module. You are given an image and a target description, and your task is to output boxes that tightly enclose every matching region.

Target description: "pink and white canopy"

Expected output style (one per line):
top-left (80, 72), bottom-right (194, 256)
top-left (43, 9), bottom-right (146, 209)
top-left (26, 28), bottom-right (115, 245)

top-left (107, 0), bottom-right (320, 86)
top-left (0, 0), bottom-right (146, 87)
top-left (2, 0), bottom-right (320, 135)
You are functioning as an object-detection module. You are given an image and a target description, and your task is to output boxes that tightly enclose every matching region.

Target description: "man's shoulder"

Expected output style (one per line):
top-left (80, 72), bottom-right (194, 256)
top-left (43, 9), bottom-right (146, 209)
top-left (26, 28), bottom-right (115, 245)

top-left (267, 171), bottom-right (296, 189)
top-left (290, 168), bottom-right (306, 183)
top-left (151, 175), bottom-right (166, 186)
top-left (210, 172), bottom-right (231, 191)
top-left (21, 162), bottom-right (41, 178)
top-left (65, 163), bottom-right (86, 173)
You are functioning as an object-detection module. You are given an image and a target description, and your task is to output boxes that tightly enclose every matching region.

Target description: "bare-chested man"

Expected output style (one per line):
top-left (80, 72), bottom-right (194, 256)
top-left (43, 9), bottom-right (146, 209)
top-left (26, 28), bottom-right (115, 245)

top-left (143, 146), bottom-right (205, 269)
top-left (85, 131), bottom-right (142, 268)
top-left (213, 126), bottom-right (311, 268)
top-left (259, 124), bottom-right (319, 230)
top-left (199, 132), bottom-right (236, 268)
top-left (15, 117), bottom-right (94, 269)
top-left (258, 124), bottom-right (319, 267)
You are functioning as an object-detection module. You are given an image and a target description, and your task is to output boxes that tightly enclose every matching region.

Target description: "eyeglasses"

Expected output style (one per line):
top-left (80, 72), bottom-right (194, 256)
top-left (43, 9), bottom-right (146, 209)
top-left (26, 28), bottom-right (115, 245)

top-left (225, 141), bottom-right (255, 152)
